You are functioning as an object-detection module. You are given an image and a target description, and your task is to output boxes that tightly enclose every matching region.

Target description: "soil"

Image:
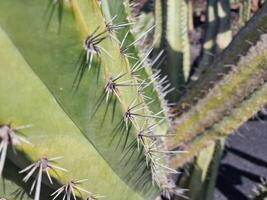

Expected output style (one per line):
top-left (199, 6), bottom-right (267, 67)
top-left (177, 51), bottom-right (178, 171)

top-left (214, 114), bottom-right (267, 200)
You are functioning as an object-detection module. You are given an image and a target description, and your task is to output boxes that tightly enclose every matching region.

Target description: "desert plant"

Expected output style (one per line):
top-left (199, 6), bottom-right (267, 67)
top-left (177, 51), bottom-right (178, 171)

top-left (0, 0), bottom-right (266, 200)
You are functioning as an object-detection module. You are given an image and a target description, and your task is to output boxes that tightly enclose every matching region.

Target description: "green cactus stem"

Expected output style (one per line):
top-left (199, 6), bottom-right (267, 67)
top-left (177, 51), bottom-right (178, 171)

top-left (154, 0), bottom-right (191, 102)
top-left (169, 81), bottom-right (267, 168)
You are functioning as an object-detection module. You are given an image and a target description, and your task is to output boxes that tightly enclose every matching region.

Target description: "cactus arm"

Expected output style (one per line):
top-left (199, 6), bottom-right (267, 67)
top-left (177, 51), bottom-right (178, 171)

top-left (169, 81), bottom-right (267, 168)
top-left (0, 0), bottom-right (154, 198)
top-left (0, 26), bottom-right (144, 199)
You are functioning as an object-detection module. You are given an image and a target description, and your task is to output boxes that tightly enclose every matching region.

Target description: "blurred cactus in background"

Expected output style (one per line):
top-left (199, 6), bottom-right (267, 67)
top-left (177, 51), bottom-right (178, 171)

top-left (0, 0), bottom-right (266, 199)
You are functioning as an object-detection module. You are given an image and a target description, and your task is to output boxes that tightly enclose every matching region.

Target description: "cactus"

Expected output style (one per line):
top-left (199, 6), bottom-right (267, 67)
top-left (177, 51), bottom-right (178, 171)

top-left (154, 0), bottom-right (191, 101)
top-left (0, 0), bottom-right (266, 200)
top-left (0, 0), bottom-right (173, 199)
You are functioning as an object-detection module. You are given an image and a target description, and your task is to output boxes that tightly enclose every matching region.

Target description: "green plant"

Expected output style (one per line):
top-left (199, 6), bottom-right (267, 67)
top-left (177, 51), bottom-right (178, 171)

top-left (0, 0), bottom-right (266, 200)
